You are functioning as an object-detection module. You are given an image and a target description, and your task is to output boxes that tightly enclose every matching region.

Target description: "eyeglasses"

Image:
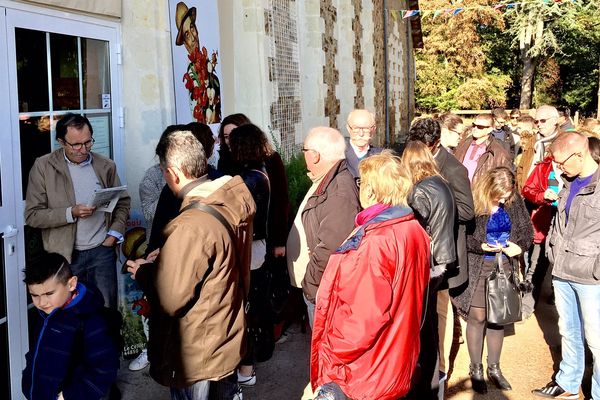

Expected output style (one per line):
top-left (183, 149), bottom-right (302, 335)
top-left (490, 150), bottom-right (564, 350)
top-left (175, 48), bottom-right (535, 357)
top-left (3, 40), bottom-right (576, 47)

top-left (472, 123), bottom-right (491, 130)
top-left (302, 147), bottom-right (316, 153)
top-left (535, 117), bottom-right (555, 125)
top-left (349, 125), bottom-right (375, 134)
top-left (553, 152), bottom-right (581, 167)
top-left (61, 137), bottom-right (95, 150)
top-left (356, 178), bottom-right (361, 188)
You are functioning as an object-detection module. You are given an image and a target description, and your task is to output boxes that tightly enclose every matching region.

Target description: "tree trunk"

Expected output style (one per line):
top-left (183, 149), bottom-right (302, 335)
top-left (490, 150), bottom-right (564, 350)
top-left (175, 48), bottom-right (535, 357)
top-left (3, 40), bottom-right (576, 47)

top-left (520, 52), bottom-right (537, 109)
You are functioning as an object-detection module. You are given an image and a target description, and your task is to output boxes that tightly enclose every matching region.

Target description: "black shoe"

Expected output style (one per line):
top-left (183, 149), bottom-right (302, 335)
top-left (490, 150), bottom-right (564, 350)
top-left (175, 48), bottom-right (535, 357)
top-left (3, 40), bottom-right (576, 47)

top-left (487, 363), bottom-right (512, 390)
top-left (532, 381), bottom-right (579, 399)
top-left (469, 363), bottom-right (487, 394)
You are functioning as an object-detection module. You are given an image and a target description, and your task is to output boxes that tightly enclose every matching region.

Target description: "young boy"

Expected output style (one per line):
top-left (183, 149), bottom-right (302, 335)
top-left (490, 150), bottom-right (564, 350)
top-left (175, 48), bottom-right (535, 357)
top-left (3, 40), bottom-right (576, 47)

top-left (22, 252), bottom-right (119, 400)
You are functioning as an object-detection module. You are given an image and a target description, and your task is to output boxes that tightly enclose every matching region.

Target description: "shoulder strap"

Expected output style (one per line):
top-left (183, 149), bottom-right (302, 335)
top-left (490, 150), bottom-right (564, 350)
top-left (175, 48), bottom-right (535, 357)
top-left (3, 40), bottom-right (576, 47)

top-left (180, 201), bottom-right (235, 239)
top-left (180, 201), bottom-right (249, 310)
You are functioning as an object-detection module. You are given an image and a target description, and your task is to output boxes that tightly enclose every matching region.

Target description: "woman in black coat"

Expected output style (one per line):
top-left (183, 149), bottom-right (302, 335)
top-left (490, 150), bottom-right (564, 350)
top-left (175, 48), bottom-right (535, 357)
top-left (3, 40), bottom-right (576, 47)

top-left (454, 167), bottom-right (533, 394)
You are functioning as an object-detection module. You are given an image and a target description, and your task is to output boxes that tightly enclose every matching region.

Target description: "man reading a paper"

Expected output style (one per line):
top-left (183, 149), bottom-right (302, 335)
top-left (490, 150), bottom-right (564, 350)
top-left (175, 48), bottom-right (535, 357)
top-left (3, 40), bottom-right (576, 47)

top-left (25, 113), bottom-right (130, 309)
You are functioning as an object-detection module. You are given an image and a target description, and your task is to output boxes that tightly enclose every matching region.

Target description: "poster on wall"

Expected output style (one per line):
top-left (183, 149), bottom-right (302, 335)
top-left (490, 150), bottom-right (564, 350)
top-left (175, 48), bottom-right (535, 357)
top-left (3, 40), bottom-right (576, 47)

top-left (117, 209), bottom-right (149, 359)
top-left (169, 0), bottom-right (222, 126)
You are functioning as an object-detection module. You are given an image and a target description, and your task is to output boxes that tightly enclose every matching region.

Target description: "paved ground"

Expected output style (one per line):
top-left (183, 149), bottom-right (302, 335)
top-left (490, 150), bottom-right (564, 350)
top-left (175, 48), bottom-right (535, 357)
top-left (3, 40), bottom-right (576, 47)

top-left (118, 272), bottom-right (593, 399)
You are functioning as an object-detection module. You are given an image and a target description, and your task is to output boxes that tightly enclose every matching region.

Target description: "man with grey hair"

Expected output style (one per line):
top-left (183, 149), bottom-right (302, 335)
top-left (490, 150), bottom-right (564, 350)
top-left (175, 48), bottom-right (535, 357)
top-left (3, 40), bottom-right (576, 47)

top-left (344, 109), bottom-right (382, 178)
top-left (127, 127), bottom-right (254, 399)
top-left (286, 127), bottom-right (361, 327)
top-left (533, 131), bottom-right (600, 400)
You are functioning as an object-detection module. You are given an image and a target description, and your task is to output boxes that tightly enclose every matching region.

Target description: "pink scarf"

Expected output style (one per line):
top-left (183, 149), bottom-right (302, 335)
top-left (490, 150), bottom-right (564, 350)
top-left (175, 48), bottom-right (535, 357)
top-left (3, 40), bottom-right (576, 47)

top-left (355, 203), bottom-right (391, 226)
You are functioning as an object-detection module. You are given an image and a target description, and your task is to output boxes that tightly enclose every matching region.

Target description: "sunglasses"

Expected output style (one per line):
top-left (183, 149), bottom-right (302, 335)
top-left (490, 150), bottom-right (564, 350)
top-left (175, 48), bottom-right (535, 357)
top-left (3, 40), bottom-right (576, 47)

top-left (535, 118), bottom-right (554, 124)
top-left (472, 123), bottom-right (491, 130)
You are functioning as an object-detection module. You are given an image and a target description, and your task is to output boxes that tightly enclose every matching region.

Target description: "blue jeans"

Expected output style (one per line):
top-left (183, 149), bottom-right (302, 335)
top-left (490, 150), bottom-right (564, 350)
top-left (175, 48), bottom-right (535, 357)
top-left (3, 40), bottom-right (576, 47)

top-left (70, 245), bottom-right (117, 309)
top-left (553, 278), bottom-right (600, 398)
top-left (303, 294), bottom-right (315, 329)
top-left (170, 375), bottom-right (241, 400)
top-left (171, 380), bottom-right (210, 400)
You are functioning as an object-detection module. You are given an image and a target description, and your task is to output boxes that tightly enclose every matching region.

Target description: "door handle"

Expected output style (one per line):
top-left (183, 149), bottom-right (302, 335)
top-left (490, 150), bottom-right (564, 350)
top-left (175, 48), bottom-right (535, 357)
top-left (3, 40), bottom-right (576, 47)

top-left (2, 225), bottom-right (18, 239)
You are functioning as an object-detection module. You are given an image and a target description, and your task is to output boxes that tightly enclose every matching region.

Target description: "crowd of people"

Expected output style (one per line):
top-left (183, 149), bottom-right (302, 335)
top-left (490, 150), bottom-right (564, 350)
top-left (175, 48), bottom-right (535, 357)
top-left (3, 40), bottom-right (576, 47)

top-left (20, 105), bottom-right (600, 400)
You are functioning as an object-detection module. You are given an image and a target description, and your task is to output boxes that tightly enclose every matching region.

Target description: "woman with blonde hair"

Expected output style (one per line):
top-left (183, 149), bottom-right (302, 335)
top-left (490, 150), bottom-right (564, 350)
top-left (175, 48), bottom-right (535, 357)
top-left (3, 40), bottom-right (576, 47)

top-left (455, 167), bottom-right (533, 394)
top-left (311, 151), bottom-right (431, 400)
top-left (401, 140), bottom-right (457, 398)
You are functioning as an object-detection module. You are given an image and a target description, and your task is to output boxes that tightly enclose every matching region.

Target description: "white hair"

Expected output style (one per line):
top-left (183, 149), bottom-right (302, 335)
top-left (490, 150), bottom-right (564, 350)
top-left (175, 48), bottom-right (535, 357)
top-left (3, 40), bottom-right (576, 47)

top-left (305, 127), bottom-right (346, 162)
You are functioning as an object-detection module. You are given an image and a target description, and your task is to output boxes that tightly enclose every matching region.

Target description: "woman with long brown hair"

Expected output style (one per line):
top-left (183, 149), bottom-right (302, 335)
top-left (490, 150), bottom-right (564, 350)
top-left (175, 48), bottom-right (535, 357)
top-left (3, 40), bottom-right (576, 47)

top-left (454, 167), bottom-right (533, 394)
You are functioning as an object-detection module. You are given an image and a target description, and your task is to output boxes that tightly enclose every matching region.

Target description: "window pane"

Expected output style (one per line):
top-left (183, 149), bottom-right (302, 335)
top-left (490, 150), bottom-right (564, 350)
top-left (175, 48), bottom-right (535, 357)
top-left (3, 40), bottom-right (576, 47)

top-left (82, 38), bottom-right (110, 110)
top-left (50, 33), bottom-right (80, 110)
top-left (19, 115), bottom-right (52, 199)
top-left (86, 113), bottom-right (112, 158)
top-left (16, 28), bottom-right (49, 112)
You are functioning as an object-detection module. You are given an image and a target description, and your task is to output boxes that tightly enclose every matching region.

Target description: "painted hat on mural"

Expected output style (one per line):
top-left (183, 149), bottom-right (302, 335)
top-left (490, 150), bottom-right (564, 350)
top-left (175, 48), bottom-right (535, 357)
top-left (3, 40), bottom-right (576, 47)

top-left (175, 2), bottom-right (197, 46)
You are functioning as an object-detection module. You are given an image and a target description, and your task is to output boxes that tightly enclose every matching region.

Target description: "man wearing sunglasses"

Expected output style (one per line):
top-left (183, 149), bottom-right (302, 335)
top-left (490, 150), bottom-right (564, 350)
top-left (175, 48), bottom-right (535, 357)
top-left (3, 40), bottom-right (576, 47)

top-left (453, 113), bottom-right (511, 185)
top-left (532, 105), bottom-right (561, 166)
top-left (533, 131), bottom-right (600, 400)
top-left (25, 113), bottom-right (130, 310)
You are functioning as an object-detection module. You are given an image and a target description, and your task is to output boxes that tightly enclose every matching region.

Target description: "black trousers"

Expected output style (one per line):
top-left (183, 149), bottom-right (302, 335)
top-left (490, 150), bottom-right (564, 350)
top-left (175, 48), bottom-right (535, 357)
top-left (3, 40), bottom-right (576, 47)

top-left (407, 274), bottom-right (445, 400)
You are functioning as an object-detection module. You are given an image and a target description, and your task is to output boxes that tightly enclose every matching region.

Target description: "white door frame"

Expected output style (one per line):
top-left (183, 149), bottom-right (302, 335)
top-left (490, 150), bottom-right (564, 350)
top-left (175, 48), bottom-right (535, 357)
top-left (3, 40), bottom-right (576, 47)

top-left (0, 6), bottom-right (27, 399)
top-left (0, 3), bottom-right (123, 398)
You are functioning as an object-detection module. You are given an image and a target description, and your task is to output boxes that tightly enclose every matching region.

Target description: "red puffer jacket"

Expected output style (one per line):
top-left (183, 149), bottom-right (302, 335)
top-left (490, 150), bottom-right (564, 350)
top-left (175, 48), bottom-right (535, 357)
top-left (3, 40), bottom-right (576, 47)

top-left (310, 206), bottom-right (430, 400)
top-left (522, 158), bottom-right (556, 244)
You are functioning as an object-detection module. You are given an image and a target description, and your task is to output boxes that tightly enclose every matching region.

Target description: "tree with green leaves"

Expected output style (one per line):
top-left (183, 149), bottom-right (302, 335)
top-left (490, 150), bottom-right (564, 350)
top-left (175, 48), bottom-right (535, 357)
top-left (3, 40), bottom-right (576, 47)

top-left (415, 0), bottom-right (512, 112)
top-left (503, 0), bottom-right (600, 110)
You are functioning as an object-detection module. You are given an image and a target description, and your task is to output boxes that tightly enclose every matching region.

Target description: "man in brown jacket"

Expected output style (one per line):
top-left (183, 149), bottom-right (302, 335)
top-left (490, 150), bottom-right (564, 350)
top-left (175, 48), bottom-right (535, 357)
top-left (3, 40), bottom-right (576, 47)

top-left (289, 127), bottom-right (361, 327)
top-left (25, 113), bottom-right (130, 309)
top-left (454, 113), bottom-right (512, 185)
top-left (127, 129), bottom-right (255, 399)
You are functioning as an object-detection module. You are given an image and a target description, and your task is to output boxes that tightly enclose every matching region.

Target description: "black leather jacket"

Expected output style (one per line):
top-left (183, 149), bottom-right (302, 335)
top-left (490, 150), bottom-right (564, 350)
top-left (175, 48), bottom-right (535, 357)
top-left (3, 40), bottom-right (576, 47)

top-left (409, 175), bottom-right (457, 276)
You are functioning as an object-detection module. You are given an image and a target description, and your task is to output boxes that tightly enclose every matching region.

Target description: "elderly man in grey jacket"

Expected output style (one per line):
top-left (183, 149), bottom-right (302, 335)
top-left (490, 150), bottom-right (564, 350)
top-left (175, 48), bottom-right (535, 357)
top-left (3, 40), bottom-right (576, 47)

top-left (533, 131), bottom-right (600, 400)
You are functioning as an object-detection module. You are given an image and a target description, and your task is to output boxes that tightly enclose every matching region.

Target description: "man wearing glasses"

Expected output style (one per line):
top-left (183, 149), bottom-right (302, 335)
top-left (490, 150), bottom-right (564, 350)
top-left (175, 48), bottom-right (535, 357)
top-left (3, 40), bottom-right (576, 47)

top-left (533, 131), bottom-right (600, 400)
top-left (344, 109), bottom-right (382, 178)
top-left (453, 113), bottom-right (511, 185)
top-left (25, 113), bottom-right (130, 309)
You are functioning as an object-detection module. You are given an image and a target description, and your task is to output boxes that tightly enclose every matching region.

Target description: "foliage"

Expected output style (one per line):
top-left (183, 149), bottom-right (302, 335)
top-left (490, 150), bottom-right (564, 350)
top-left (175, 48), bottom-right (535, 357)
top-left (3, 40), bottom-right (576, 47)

top-left (502, 0), bottom-right (600, 111)
top-left (415, 0), bottom-right (512, 111)
top-left (533, 58), bottom-right (561, 106)
top-left (284, 152), bottom-right (311, 220)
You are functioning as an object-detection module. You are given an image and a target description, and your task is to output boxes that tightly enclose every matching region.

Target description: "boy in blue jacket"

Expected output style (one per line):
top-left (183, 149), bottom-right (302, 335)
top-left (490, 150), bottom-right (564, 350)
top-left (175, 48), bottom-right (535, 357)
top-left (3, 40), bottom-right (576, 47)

top-left (22, 252), bottom-right (119, 400)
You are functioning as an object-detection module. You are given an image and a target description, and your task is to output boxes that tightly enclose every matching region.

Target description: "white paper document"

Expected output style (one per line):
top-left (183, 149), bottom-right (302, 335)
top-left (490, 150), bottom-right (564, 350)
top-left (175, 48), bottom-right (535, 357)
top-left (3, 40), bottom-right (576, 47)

top-left (88, 185), bottom-right (127, 213)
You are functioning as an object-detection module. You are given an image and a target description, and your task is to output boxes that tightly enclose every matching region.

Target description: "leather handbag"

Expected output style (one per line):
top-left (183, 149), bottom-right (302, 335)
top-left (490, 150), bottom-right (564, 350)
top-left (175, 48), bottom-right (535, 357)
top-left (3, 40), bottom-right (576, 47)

top-left (486, 253), bottom-right (522, 325)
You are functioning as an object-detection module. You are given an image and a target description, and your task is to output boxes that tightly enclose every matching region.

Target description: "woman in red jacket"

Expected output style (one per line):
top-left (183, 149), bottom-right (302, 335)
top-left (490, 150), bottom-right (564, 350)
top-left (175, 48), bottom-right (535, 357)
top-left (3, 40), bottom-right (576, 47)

top-left (310, 151), bottom-right (431, 400)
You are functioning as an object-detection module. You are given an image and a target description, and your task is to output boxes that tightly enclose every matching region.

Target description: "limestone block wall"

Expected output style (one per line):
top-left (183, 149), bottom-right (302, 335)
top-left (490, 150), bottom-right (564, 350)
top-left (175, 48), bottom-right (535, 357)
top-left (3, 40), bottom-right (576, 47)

top-left (121, 0), bottom-right (176, 208)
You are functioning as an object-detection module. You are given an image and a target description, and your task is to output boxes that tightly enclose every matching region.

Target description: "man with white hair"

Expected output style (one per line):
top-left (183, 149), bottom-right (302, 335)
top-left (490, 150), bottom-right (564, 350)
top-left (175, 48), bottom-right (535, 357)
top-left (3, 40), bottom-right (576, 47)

top-left (532, 105), bottom-right (561, 166)
top-left (286, 127), bottom-right (361, 327)
top-left (344, 109), bottom-right (382, 178)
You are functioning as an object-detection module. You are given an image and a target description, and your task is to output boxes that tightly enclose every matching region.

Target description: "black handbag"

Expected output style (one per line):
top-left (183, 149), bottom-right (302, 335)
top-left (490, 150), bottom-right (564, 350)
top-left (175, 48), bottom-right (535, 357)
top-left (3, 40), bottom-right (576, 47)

top-left (486, 253), bottom-right (522, 325)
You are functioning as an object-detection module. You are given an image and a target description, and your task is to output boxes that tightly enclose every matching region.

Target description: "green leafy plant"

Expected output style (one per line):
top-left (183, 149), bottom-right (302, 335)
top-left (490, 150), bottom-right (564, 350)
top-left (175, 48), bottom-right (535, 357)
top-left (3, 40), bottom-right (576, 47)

top-left (284, 151), bottom-right (311, 220)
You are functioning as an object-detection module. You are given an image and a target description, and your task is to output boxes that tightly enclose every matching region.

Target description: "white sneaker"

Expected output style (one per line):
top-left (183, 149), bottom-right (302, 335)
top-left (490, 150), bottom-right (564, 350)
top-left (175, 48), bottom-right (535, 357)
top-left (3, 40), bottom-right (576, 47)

top-left (128, 349), bottom-right (149, 371)
top-left (237, 369), bottom-right (256, 386)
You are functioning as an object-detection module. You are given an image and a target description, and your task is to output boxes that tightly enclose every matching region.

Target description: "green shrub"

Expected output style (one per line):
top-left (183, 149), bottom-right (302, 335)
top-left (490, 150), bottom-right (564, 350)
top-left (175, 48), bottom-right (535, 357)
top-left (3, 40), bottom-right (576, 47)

top-left (285, 152), bottom-right (312, 220)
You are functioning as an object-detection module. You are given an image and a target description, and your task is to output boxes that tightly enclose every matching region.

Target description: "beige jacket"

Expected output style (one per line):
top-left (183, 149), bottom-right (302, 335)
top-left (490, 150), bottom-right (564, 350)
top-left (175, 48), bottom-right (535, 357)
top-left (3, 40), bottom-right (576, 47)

top-left (137, 175), bottom-right (256, 387)
top-left (24, 149), bottom-right (131, 262)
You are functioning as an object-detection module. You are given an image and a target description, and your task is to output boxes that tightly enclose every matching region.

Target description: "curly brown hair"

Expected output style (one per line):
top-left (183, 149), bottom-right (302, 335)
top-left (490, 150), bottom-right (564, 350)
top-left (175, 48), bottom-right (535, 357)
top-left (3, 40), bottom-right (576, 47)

top-left (228, 123), bottom-right (273, 166)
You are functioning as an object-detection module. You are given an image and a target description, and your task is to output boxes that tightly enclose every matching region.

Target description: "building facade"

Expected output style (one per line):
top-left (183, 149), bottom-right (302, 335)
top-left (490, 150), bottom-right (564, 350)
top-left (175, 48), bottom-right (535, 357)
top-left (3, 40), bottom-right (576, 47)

top-left (0, 1), bottom-right (418, 397)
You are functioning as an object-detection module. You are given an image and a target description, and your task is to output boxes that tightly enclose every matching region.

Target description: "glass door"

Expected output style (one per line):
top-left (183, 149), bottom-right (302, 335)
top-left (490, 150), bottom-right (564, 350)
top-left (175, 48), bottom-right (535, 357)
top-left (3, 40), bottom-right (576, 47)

top-left (0, 7), bottom-right (26, 399)
top-left (0, 6), bottom-right (121, 398)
